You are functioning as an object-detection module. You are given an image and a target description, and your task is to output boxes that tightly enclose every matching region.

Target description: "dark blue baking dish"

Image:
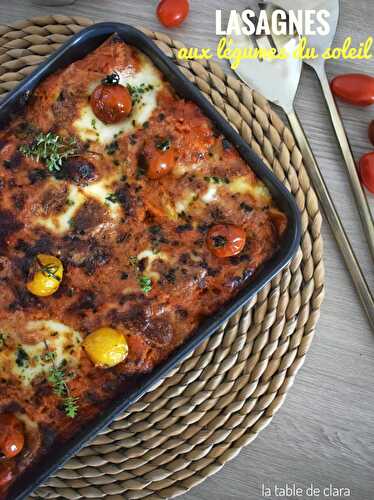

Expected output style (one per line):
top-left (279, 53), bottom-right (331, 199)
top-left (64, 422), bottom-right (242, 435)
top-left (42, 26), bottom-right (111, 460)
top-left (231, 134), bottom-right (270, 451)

top-left (1, 23), bottom-right (301, 500)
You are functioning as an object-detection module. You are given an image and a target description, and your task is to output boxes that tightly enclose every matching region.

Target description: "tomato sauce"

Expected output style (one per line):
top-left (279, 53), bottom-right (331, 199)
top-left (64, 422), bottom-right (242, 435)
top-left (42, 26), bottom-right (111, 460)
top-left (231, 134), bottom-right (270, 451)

top-left (0, 35), bottom-right (287, 496)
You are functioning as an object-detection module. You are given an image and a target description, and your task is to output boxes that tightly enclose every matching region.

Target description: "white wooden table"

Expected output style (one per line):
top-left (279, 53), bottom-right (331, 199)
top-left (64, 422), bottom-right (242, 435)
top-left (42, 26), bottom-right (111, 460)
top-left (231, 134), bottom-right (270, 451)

top-left (2, 1), bottom-right (374, 499)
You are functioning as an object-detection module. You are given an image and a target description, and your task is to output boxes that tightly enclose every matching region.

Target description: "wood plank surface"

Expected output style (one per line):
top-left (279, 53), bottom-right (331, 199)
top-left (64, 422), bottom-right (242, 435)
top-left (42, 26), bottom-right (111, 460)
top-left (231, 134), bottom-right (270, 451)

top-left (1, 1), bottom-right (373, 499)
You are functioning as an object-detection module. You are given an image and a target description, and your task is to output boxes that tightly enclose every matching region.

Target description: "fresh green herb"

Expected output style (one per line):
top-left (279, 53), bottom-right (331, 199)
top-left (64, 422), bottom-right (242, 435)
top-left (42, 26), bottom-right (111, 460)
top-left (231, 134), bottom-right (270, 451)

top-left (19, 132), bottom-right (78, 173)
top-left (36, 257), bottom-right (61, 282)
top-left (212, 235), bottom-right (227, 248)
top-left (204, 176), bottom-right (229, 185)
top-left (129, 256), bottom-right (152, 294)
top-left (91, 118), bottom-right (97, 130)
top-left (127, 83), bottom-right (154, 106)
top-left (156, 138), bottom-right (171, 151)
top-left (66, 198), bottom-right (75, 207)
top-left (16, 347), bottom-right (29, 368)
top-left (102, 72), bottom-right (120, 85)
top-left (139, 275), bottom-right (152, 294)
top-left (105, 140), bottom-right (119, 155)
top-left (41, 350), bottom-right (56, 363)
top-left (44, 342), bottom-right (79, 418)
top-left (105, 193), bottom-right (119, 204)
top-left (64, 396), bottom-right (79, 418)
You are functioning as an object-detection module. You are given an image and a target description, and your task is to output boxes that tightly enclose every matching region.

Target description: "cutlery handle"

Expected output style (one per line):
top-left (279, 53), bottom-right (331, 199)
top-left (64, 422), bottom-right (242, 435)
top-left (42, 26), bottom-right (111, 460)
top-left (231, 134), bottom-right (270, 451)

top-left (287, 109), bottom-right (374, 331)
top-left (314, 65), bottom-right (374, 262)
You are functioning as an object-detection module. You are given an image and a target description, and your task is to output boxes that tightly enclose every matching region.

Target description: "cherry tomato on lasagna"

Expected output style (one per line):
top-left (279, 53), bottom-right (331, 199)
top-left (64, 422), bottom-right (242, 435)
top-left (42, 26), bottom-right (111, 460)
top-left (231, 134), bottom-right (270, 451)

top-left (156, 0), bottom-right (190, 28)
top-left (358, 152), bottom-right (374, 194)
top-left (207, 224), bottom-right (246, 258)
top-left (143, 138), bottom-right (177, 179)
top-left (91, 73), bottom-right (132, 124)
top-left (27, 254), bottom-right (64, 297)
top-left (331, 74), bottom-right (374, 106)
top-left (147, 148), bottom-right (177, 179)
top-left (0, 414), bottom-right (25, 459)
top-left (83, 327), bottom-right (129, 368)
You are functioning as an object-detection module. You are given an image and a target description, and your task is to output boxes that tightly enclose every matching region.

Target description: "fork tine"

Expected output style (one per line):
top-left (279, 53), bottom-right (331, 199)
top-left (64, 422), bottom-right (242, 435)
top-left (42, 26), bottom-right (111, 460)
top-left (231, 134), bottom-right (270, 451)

top-left (252, 3), bottom-right (277, 53)
top-left (257, 1), bottom-right (293, 54)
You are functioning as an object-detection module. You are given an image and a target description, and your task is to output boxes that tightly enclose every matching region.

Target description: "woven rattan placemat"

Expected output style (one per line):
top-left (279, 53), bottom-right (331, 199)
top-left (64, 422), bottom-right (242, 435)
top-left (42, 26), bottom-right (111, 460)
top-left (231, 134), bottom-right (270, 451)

top-left (0, 15), bottom-right (325, 499)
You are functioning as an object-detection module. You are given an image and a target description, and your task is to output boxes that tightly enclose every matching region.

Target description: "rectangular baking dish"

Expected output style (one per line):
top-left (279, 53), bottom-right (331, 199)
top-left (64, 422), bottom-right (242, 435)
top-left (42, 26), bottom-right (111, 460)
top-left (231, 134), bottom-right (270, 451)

top-left (1, 22), bottom-right (301, 500)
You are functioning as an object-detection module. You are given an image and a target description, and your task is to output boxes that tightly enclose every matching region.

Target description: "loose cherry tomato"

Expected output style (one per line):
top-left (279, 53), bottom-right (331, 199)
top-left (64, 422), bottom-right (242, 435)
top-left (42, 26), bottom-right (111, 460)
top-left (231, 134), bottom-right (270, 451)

top-left (207, 224), bottom-right (246, 258)
top-left (156, 0), bottom-right (190, 28)
top-left (331, 74), bottom-right (374, 106)
top-left (91, 82), bottom-right (132, 124)
top-left (147, 148), bottom-right (177, 179)
top-left (0, 414), bottom-right (25, 459)
top-left (369, 120), bottom-right (374, 146)
top-left (358, 151), bottom-right (374, 194)
top-left (0, 462), bottom-right (13, 488)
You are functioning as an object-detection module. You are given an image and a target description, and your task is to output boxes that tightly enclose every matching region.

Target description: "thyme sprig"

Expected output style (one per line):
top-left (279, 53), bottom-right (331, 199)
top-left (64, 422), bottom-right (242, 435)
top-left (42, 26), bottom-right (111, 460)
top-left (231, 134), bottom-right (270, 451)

top-left (138, 275), bottom-right (152, 294)
top-left (204, 176), bottom-right (229, 185)
top-left (36, 257), bottom-right (61, 282)
top-left (20, 132), bottom-right (78, 173)
top-left (44, 341), bottom-right (79, 418)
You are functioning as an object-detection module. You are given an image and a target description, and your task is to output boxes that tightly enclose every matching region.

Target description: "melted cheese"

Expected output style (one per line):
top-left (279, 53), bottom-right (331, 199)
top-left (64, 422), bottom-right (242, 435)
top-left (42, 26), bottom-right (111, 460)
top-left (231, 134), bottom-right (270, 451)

top-left (82, 175), bottom-right (122, 218)
top-left (0, 321), bottom-right (82, 387)
top-left (173, 162), bottom-right (201, 178)
top-left (37, 184), bottom-right (86, 234)
top-left (228, 176), bottom-right (271, 202)
top-left (74, 54), bottom-right (163, 144)
top-left (136, 248), bottom-right (170, 282)
top-left (37, 174), bottom-right (124, 235)
top-left (201, 185), bottom-right (218, 204)
top-left (175, 191), bottom-right (198, 214)
top-left (172, 175), bottom-right (270, 217)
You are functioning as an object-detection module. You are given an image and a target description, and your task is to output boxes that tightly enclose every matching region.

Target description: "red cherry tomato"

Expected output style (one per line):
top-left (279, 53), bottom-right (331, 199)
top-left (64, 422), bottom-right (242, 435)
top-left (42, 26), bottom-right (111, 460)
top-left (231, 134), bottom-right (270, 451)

top-left (91, 83), bottom-right (132, 124)
top-left (0, 414), bottom-right (25, 459)
top-left (156, 0), bottom-right (190, 28)
top-left (369, 120), bottom-right (374, 146)
top-left (331, 74), bottom-right (374, 106)
top-left (0, 462), bottom-right (13, 488)
top-left (147, 148), bottom-right (177, 179)
top-left (207, 224), bottom-right (246, 258)
top-left (358, 152), bottom-right (374, 194)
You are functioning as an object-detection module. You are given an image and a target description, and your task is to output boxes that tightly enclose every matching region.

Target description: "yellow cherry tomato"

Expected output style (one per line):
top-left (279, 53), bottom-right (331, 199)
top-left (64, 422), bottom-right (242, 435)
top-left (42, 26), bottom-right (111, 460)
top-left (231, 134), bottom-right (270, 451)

top-left (27, 254), bottom-right (64, 297)
top-left (83, 327), bottom-right (129, 368)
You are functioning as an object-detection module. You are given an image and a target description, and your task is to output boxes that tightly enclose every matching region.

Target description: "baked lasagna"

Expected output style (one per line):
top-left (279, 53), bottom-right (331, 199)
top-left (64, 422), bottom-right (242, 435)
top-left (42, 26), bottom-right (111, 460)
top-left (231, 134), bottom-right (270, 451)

top-left (0, 35), bottom-right (287, 495)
